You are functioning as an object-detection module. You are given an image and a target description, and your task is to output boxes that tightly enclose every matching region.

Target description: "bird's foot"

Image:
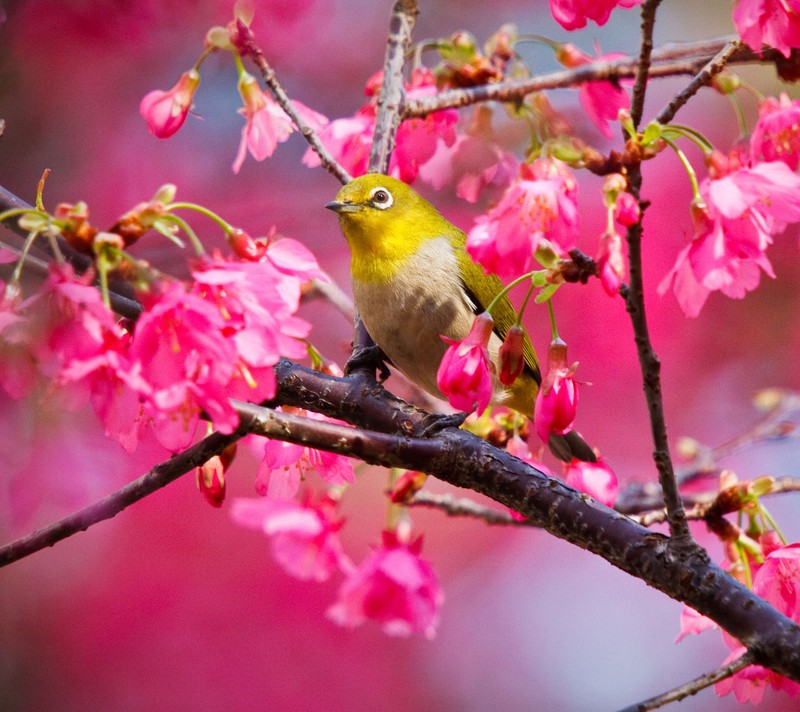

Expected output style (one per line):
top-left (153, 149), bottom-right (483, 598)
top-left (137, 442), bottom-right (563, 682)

top-left (419, 411), bottom-right (468, 437)
top-left (344, 345), bottom-right (391, 382)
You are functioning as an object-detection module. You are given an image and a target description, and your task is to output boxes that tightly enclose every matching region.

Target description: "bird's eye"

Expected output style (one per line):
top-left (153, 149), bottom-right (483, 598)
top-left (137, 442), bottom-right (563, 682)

top-left (369, 187), bottom-right (394, 209)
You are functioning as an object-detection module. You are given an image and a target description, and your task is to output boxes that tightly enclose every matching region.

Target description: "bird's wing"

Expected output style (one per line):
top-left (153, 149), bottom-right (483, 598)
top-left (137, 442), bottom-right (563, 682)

top-left (451, 229), bottom-right (541, 384)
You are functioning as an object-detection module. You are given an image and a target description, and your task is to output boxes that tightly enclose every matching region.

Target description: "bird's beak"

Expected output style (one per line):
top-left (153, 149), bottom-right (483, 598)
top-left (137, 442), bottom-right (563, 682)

top-left (325, 200), bottom-right (360, 213)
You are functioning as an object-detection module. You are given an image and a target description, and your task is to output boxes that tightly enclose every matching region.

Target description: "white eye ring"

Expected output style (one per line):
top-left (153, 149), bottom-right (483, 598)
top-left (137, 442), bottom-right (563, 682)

top-left (369, 186), bottom-right (394, 209)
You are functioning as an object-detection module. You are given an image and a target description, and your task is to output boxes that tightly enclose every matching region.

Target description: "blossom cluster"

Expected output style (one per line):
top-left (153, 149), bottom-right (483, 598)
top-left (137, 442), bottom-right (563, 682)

top-left (677, 530), bottom-right (800, 704)
top-left (231, 487), bottom-right (444, 638)
top-left (0, 233), bottom-right (321, 454)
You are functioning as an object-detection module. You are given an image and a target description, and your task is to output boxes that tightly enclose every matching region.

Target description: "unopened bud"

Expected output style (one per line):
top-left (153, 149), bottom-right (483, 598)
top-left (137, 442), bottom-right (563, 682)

top-left (498, 325), bottom-right (526, 386)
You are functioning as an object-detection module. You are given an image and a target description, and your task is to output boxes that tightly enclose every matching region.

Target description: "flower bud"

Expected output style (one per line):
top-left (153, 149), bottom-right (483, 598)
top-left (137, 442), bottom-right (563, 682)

top-left (498, 325), bottom-right (525, 386)
top-left (139, 68), bottom-right (200, 139)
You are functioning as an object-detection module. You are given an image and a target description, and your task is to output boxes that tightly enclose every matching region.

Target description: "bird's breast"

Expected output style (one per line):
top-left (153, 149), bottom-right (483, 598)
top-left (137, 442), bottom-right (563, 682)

top-left (353, 237), bottom-right (486, 398)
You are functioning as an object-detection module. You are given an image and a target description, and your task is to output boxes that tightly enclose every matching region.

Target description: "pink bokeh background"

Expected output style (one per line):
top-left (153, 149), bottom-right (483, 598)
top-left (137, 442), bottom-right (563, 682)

top-left (1, 1), bottom-right (800, 710)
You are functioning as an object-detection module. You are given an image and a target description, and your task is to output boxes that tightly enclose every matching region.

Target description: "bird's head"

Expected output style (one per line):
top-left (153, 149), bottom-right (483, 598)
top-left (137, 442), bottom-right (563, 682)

top-left (326, 174), bottom-right (445, 266)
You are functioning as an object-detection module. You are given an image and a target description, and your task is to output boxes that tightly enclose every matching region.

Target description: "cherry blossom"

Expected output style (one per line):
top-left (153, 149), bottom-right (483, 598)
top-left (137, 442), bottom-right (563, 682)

top-left (533, 338), bottom-right (579, 446)
top-left (254, 410), bottom-right (356, 500)
top-left (304, 69), bottom-right (457, 183)
top-left (596, 227), bottom-right (626, 296)
top-left (327, 529), bottom-right (444, 638)
top-left (233, 71), bottom-right (328, 173)
top-left (659, 159), bottom-right (800, 316)
top-left (466, 158), bottom-right (580, 280)
top-left (550, 0), bottom-right (643, 31)
top-left (128, 282), bottom-right (240, 450)
top-left (750, 93), bottom-right (800, 169)
top-left (563, 457), bottom-right (618, 507)
top-left (139, 69), bottom-right (200, 139)
top-left (733, 0), bottom-right (800, 58)
top-left (556, 43), bottom-right (631, 139)
top-left (230, 494), bottom-right (350, 582)
top-left (437, 311), bottom-right (495, 415)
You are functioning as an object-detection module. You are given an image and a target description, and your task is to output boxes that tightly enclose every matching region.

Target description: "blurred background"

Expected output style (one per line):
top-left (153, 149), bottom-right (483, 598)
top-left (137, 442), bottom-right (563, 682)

top-left (1, 0), bottom-right (799, 710)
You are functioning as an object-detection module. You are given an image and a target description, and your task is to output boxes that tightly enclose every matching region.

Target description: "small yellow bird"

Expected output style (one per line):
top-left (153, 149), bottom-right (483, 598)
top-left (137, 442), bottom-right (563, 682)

top-left (326, 173), bottom-right (594, 462)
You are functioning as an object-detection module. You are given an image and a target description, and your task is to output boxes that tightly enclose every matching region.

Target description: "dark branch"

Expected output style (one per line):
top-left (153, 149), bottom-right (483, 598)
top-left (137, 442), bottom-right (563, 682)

top-left (655, 39), bottom-right (744, 126)
top-left (234, 20), bottom-right (353, 185)
top-left (630, 0), bottom-right (662, 129)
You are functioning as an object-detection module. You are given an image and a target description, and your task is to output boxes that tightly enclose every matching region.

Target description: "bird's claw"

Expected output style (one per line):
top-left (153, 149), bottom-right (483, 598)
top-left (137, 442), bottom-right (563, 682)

top-left (344, 345), bottom-right (391, 382)
top-left (419, 411), bottom-right (468, 437)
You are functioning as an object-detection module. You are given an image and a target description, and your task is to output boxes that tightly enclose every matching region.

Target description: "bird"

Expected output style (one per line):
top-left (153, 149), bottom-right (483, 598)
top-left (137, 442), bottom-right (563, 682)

top-left (326, 173), bottom-right (594, 462)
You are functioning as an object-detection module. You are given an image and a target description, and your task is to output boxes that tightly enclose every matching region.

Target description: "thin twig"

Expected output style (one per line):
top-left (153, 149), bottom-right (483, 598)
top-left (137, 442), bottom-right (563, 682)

top-left (656, 39), bottom-right (744, 126)
top-left (409, 490), bottom-right (530, 526)
top-left (368, 0), bottom-right (418, 173)
top-left (622, 16), bottom-right (695, 546)
top-left (234, 19), bottom-right (353, 186)
top-left (304, 274), bottom-right (355, 323)
top-left (629, 476), bottom-right (800, 527)
top-left (0, 427), bottom-right (246, 568)
top-left (403, 36), bottom-right (776, 118)
top-left (630, 0), bottom-right (662, 129)
top-left (618, 652), bottom-right (755, 712)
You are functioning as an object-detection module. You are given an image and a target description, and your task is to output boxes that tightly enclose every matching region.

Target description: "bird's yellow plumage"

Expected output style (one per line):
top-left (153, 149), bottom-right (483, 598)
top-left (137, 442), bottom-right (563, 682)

top-left (326, 173), bottom-right (593, 461)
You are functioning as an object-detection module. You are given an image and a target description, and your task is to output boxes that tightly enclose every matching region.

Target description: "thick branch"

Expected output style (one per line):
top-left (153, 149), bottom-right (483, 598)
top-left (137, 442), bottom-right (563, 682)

top-left (3, 374), bottom-right (800, 683)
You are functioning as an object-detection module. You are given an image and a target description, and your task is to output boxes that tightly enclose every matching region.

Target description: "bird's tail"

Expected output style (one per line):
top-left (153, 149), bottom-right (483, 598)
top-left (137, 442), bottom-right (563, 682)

top-left (547, 430), bottom-right (596, 463)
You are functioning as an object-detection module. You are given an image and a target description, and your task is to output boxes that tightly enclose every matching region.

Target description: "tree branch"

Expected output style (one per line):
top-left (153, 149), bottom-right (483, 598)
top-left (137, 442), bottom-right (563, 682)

top-left (619, 651), bottom-right (755, 712)
top-left (368, 0), bottom-right (418, 173)
top-left (630, 0), bottom-right (662, 129)
top-left (655, 39), bottom-right (744, 126)
top-left (234, 20), bottom-right (353, 185)
top-left (402, 36), bottom-right (779, 118)
top-left (0, 426), bottom-right (246, 568)
top-left (3, 367), bottom-right (800, 683)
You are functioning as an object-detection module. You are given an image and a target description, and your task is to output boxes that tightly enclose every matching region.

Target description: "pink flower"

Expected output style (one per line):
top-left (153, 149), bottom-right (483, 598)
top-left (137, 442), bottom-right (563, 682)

top-left (192, 243), bottom-right (321, 404)
top-left (417, 106), bottom-right (518, 203)
top-left (715, 647), bottom-right (800, 705)
top-left (596, 228), bottom-right (626, 296)
top-left (303, 112), bottom-right (374, 177)
top-left (467, 158), bottom-right (580, 280)
top-left (139, 68), bottom-right (200, 139)
top-left (305, 69), bottom-right (457, 183)
top-left (550, 0), bottom-right (643, 31)
top-left (254, 409), bottom-right (356, 500)
top-left (230, 493), bottom-right (350, 582)
top-left (233, 72), bottom-right (328, 173)
top-left (659, 159), bottom-right (800, 316)
top-left (437, 312), bottom-right (495, 415)
top-left (614, 191), bottom-right (641, 226)
top-left (533, 338), bottom-right (579, 445)
top-left (751, 93), bottom-right (800, 169)
top-left (129, 282), bottom-right (240, 450)
top-left (557, 43), bottom-right (630, 139)
top-left (390, 69), bottom-right (458, 183)
top-left (196, 445), bottom-right (236, 508)
top-left (734, 0), bottom-right (800, 58)
top-left (715, 543), bottom-right (800, 702)
top-left (327, 529), bottom-right (444, 638)
top-left (563, 457), bottom-right (618, 507)
top-left (0, 281), bottom-right (38, 399)
top-left (498, 325), bottom-right (526, 386)
top-left (674, 606), bottom-right (719, 644)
